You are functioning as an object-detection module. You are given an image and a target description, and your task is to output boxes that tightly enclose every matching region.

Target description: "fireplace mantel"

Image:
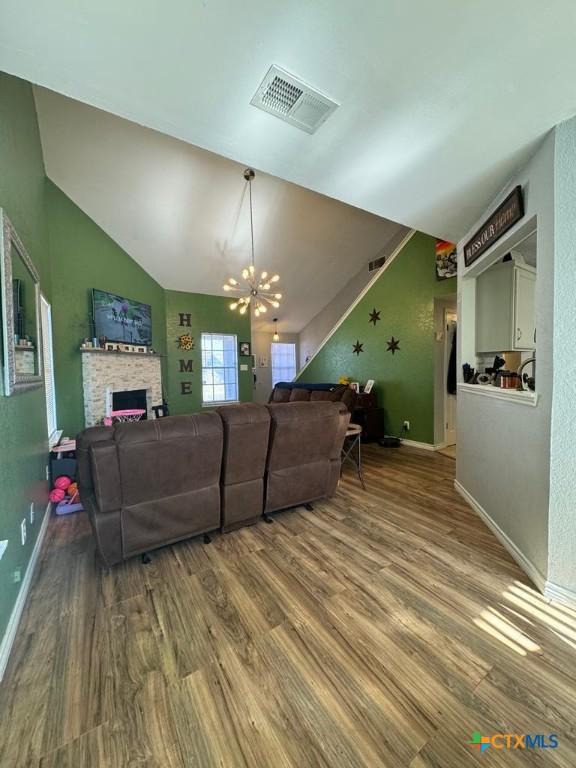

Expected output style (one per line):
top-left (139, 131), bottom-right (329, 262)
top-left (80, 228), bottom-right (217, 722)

top-left (81, 349), bottom-right (162, 428)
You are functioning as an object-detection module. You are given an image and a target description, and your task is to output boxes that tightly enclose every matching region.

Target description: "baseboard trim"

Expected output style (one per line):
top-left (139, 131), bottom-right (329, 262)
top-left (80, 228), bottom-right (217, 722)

top-left (544, 581), bottom-right (576, 610)
top-left (0, 503), bottom-right (50, 682)
top-left (402, 439), bottom-right (443, 452)
top-left (454, 480), bottom-right (546, 593)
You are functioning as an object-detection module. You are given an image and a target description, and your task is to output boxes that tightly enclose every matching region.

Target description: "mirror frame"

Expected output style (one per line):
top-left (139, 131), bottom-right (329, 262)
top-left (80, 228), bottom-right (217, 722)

top-left (0, 208), bottom-right (44, 395)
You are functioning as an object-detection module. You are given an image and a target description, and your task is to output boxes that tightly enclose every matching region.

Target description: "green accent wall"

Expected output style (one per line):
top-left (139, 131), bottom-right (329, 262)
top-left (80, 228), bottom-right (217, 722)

top-left (298, 232), bottom-right (455, 444)
top-left (47, 180), bottom-right (167, 437)
top-left (166, 290), bottom-right (253, 414)
top-left (0, 73), bottom-right (51, 642)
top-left (0, 72), bottom-right (253, 652)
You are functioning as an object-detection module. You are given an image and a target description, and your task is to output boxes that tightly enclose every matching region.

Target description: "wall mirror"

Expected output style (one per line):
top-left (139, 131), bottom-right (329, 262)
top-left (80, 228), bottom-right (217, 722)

top-left (0, 209), bottom-right (43, 395)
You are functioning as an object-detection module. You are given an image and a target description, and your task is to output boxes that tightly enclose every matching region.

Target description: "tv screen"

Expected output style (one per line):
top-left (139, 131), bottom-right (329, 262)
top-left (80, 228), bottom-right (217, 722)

top-left (92, 289), bottom-right (152, 345)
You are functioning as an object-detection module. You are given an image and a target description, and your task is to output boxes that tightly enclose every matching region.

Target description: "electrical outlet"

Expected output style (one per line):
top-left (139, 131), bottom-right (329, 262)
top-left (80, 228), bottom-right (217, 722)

top-left (20, 518), bottom-right (26, 546)
top-left (12, 569), bottom-right (21, 584)
top-left (29, 502), bottom-right (35, 525)
top-left (45, 464), bottom-right (50, 481)
top-left (403, 420), bottom-right (410, 431)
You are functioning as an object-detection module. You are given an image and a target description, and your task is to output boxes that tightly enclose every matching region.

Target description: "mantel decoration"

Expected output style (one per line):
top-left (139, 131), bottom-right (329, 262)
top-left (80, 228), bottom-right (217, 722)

top-left (223, 168), bottom-right (282, 317)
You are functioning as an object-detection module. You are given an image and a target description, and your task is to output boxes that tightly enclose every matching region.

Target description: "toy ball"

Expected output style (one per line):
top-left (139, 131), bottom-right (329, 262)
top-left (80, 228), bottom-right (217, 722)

top-left (49, 488), bottom-right (66, 503)
top-left (54, 476), bottom-right (72, 491)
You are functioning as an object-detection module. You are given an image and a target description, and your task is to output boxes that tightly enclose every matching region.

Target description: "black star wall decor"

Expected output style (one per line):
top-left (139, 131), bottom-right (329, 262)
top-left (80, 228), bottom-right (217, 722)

top-left (369, 308), bottom-right (381, 326)
top-left (352, 340), bottom-right (364, 355)
top-left (386, 336), bottom-right (400, 354)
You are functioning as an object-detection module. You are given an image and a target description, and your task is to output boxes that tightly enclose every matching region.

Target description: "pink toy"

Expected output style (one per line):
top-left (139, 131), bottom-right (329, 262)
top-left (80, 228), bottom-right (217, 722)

top-left (49, 487), bottom-right (66, 503)
top-left (54, 475), bottom-right (72, 491)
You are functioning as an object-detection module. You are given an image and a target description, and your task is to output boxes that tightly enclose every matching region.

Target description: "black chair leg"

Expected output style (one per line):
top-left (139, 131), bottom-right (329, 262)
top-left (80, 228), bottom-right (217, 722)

top-left (304, 503), bottom-right (314, 511)
top-left (263, 514), bottom-right (274, 524)
top-left (203, 533), bottom-right (212, 544)
top-left (141, 552), bottom-right (152, 564)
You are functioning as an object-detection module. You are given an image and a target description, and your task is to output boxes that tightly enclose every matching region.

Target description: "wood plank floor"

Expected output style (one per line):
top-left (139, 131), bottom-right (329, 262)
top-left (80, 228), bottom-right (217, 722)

top-left (1, 445), bottom-right (576, 767)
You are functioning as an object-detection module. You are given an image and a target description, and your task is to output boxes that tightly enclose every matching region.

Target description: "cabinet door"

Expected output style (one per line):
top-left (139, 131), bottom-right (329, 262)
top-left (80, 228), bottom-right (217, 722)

top-left (475, 263), bottom-right (513, 353)
top-left (513, 268), bottom-right (536, 350)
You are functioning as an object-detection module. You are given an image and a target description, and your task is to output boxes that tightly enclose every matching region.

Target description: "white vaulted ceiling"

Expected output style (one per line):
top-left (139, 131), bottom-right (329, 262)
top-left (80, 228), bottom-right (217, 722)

top-left (34, 87), bottom-right (405, 332)
top-left (2, 1), bottom-right (576, 326)
top-left (2, 1), bottom-right (575, 240)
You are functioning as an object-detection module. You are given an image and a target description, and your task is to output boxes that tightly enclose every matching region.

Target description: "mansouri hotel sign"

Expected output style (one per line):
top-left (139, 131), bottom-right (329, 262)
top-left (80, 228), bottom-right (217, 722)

top-left (464, 185), bottom-right (524, 267)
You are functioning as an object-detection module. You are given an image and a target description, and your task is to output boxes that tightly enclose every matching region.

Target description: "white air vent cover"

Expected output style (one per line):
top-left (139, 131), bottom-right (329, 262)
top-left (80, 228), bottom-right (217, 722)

top-left (251, 66), bottom-right (339, 134)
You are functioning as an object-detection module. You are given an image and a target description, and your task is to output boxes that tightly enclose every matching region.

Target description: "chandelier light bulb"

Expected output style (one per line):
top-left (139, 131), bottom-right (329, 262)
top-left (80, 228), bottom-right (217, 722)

top-left (254, 307), bottom-right (260, 317)
top-left (271, 301), bottom-right (280, 308)
top-left (261, 283), bottom-right (271, 291)
top-left (270, 274), bottom-right (280, 283)
top-left (228, 277), bottom-right (238, 286)
top-left (274, 293), bottom-right (282, 300)
top-left (239, 305), bottom-right (247, 315)
top-left (230, 301), bottom-right (238, 310)
top-left (260, 271), bottom-right (268, 280)
top-left (249, 264), bottom-right (255, 275)
top-left (223, 284), bottom-right (231, 291)
top-left (273, 332), bottom-right (279, 342)
top-left (242, 268), bottom-right (249, 280)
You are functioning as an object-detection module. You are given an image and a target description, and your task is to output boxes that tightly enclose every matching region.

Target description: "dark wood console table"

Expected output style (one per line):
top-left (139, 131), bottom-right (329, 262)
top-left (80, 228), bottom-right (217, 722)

top-left (352, 392), bottom-right (385, 442)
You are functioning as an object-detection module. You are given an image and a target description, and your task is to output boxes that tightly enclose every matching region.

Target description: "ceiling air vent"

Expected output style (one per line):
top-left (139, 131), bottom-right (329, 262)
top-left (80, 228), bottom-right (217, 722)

top-left (251, 65), bottom-right (339, 134)
top-left (369, 255), bottom-right (387, 273)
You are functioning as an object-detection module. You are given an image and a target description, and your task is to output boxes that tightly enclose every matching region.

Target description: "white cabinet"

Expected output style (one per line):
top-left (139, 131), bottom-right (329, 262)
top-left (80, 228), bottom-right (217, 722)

top-left (476, 261), bottom-right (536, 353)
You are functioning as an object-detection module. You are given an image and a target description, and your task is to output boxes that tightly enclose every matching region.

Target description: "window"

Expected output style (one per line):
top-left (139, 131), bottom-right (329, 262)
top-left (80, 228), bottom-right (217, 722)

top-left (201, 333), bottom-right (239, 404)
top-left (271, 342), bottom-right (297, 387)
top-left (40, 296), bottom-right (58, 444)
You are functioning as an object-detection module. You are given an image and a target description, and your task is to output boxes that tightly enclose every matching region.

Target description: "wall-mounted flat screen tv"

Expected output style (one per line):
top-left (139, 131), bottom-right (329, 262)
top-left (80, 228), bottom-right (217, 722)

top-left (92, 289), bottom-right (152, 345)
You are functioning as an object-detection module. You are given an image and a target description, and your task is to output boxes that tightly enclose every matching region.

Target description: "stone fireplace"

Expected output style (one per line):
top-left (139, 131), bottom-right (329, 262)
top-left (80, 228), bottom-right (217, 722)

top-left (81, 350), bottom-right (162, 427)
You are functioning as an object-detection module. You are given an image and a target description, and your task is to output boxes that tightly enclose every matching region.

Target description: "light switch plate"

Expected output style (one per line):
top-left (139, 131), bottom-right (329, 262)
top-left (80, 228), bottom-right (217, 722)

top-left (240, 364), bottom-right (248, 371)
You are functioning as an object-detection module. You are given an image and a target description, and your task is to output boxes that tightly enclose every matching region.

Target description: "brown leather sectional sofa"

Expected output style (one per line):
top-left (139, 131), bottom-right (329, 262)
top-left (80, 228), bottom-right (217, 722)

top-left (269, 382), bottom-right (357, 412)
top-left (77, 401), bottom-right (350, 567)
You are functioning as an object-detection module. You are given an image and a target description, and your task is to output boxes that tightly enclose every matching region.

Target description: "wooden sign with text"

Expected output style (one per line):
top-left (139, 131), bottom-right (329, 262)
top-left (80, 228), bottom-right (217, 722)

top-left (464, 186), bottom-right (524, 267)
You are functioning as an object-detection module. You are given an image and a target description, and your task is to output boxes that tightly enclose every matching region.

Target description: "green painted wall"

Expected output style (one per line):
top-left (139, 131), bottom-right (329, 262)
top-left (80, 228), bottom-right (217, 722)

top-left (47, 180), bottom-right (167, 437)
top-left (166, 290), bottom-right (253, 414)
top-left (0, 73), bottom-right (51, 642)
top-left (298, 232), bottom-right (455, 444)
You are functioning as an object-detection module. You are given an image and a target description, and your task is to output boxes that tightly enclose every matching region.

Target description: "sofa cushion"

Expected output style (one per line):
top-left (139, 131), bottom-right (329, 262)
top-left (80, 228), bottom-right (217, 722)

top-left (270, 387), bottom-right (291, 403)
top-left (114, 414), bottom-right (222, 506)
top-left (114, 414), bottom-right (223, 557)
top-left (310, 389), bottom-right (340, 402)
top-left (265, 401), bottom-right (349, 513)
top-left (288, 388), bottom-right (312, 402)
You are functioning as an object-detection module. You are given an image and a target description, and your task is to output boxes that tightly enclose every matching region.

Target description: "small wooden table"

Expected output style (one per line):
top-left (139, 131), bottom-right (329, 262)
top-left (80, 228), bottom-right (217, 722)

top-left (341, 423), bottom-right (365, 489)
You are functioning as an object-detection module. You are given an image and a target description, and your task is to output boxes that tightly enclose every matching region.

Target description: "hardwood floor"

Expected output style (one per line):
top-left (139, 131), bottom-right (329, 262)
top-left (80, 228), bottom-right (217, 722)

top-left (1, 445), bottom-right (576, 767)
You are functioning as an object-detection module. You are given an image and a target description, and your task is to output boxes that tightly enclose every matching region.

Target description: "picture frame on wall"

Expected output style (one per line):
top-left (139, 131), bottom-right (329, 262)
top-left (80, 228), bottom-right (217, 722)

top-left (435, 239), bottom-right (458, 280)
top-left (239, 341), bottom-right (251, 356)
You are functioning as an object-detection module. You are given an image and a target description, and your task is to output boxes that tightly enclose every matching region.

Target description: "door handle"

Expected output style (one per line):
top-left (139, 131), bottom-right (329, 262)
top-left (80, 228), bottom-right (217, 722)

top-left (516, 327), bottom-right (522, 341)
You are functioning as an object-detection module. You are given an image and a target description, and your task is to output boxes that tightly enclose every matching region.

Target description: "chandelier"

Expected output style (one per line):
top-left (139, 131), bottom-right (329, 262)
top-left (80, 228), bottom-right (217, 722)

top-left (223, 168), bottom-right (281, 317)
